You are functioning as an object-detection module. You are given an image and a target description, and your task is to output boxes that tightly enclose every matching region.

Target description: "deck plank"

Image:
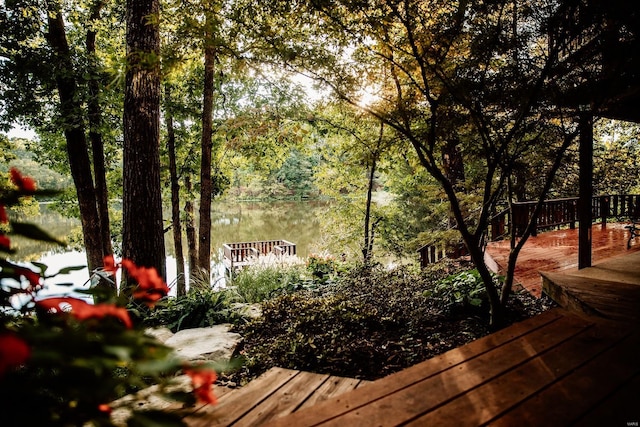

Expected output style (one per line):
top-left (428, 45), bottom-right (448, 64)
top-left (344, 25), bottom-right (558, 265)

top-left (404, 322), bottom-right (634, 426)
top-left (572, 372), bottom-right (640, 427)
top-left (232, 370), bottom-right (330, 427)
top-left (263, 309), bottom-right (592, 427)
top-left (296, 376), bottom-right (369, 411)
top-left (488, 329), bottom-right (640, 427)
top-left (185, 367), bottom-right (297, 426)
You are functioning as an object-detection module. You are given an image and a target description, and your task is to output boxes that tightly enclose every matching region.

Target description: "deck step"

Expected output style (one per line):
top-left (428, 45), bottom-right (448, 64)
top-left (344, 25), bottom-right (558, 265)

top-left (541, 269), bottom-right (640, 324)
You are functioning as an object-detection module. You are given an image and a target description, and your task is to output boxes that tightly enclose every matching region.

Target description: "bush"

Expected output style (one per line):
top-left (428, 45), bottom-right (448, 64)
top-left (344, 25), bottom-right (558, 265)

top-left (427, 268), bottom-right (503, 312)
top-left (0, 169), bottom-right (219, 426)
top-left (230, 263), bottom-right (308, 303)
top-left (229, 263), bottom-right (484, 382)
top-left (142, 289), bottom-right (245, 332)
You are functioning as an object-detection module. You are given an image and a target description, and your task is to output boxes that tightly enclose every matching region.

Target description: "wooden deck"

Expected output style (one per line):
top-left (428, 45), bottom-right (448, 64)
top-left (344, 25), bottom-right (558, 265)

top-left (263, 308), bottom-right (640, 426)
top-left (485, 221), bottom-right (640, 296)
top-left (223, 240), bottom-right (297, 273)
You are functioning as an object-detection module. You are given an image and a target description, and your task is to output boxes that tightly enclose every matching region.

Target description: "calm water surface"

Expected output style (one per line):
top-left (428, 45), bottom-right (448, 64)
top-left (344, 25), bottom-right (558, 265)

top-left (8, 201), bottom-right (330, 298)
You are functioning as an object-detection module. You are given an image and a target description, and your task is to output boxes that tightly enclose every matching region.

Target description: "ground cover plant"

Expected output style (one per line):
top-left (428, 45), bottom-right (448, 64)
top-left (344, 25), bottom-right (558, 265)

top-left (223, 260), bottom-right (557, 384)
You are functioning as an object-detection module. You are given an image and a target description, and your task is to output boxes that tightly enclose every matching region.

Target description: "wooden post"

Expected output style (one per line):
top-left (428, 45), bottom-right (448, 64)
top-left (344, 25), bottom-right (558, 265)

top-left (601, 195), bottom-right (610, 228)
top-left (578, 110), bottom-right (593, 269)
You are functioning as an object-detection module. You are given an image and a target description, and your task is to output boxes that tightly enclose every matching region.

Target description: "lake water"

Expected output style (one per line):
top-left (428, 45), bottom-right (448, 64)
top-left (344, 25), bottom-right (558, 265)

top-left (8, 200), bottom-right (332, 299)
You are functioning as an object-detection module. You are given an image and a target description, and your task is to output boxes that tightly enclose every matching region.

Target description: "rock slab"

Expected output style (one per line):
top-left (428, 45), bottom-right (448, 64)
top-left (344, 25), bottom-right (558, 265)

top-left (164, 323), bottom-right (243, 362)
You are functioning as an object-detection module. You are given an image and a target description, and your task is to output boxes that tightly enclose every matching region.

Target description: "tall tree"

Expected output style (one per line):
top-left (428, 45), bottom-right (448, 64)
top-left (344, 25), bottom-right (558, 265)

top-left (164, 84), bottom-right (186, 296)
top-left (122, 0), bottom-right (165, 287)
top-left (1, 1), bottom-right (120, 283)
top-left (44, 0), bottom-right (106, 275)
top-left (244, 0), bottom-right (579, 326)
top-left (85, 0), bottom-right (113, 258)
top-left (196, 7), bottom-right (219, 283)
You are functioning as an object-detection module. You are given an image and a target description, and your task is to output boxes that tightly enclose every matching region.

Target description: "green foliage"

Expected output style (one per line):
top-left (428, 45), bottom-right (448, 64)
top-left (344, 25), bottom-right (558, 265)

top-left (230, 263), bottom-right (309, 303)
top-left (426, 269), bottom-right (500, 310)
top-left (232, 263), bottom-right (482, 381)
top-left (1, 172), bottom-right (218, 426)
top-left (305, 253), bottom-right (336, 282)
top-left (1, 311), bottom-right (184, 426)
top-left (142, 289), bottom-right (244, 332)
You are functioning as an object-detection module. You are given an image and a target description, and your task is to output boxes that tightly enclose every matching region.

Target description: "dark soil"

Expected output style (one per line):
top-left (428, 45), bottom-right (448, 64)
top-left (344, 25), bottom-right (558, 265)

top-left (220, 261), bottom-right (558, 386)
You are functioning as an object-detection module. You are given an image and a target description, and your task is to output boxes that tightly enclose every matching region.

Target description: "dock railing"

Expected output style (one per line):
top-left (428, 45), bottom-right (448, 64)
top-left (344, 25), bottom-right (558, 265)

top-left (223, 239), bottom-right (297, 272)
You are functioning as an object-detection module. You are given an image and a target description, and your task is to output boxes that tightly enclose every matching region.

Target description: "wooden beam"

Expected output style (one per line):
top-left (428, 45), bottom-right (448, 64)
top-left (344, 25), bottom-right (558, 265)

top-left (578, 110), bottom-right (593, 269)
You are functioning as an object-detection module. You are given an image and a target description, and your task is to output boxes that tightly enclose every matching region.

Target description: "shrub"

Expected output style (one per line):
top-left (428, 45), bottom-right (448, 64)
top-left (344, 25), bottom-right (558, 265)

top-left (230, 263), bottom-right (308, 303)
top-left (142, 289), bottom-right (245, 332)
top-left (427, 268), bottom-right (503, 311)
top-left (230, 263), bottom-right (483, 382)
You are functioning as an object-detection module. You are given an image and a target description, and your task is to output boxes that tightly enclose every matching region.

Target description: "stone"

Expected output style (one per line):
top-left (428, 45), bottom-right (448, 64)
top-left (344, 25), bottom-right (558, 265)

top-left (231, 302), bottom-right (262, 320)
top-left (145, 326), bottom-right (174, 343)
top-left (164, 324), bottom-right (243, 362)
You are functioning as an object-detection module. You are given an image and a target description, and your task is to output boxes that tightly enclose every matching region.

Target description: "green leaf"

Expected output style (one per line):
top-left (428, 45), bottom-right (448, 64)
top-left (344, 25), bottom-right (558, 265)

top-left (56, 265), bottom-right (87, 275)
top-left (9, 221), bottom-right (67, 246)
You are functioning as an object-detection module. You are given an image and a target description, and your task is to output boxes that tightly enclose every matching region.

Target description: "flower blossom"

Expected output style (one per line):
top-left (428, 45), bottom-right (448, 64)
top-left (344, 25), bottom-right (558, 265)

top-left (9, 167), bottom-right (36, 192)
top-left (0, 332), bottom-right (30, 377)
top-left (121, 259), bottom-right (169, 306)
top-left (185, 367), bottom-right (218, 405)
top-left (36, 297), bottom-right (133, 329)
top-left (103, 254), bottom-right (118, 275)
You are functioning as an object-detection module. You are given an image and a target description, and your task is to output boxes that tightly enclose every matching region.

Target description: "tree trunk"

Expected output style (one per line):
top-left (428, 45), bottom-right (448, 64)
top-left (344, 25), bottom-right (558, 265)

top-left (122, 0), bottom-right (165, 291)
top-left (45, 1), bottom-right (105, 276)
top-left (165, 85), bottom-right (186, 296)
top-left (86, 0), bottom-right (113, 258)
top-left (185, 175), bottom-right (198, 285)
top-left (196, 19), bottom-right (216, 286)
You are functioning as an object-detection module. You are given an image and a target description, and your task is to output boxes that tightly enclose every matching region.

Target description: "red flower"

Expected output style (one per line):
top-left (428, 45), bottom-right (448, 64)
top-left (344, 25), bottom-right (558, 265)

top-left (185, 368), bottom-right (218, 405)
top-left (0, 205), bottom-right (7, 223)
top-left (0, 332), bottom-right (30, 376)
top-left (121, 259), bottom-right (169, 306)
top-left (0, 234), bottom-right (10, 252)
top-left (9, 167), bottom-right (36, 192)
top-left (103, 255), bottom-right (118, 275)
top-left (36, 297), bottom-right (133, 329)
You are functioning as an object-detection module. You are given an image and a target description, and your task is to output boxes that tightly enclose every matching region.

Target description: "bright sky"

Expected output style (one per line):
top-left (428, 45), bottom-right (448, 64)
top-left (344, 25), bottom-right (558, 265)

top-left (5, 125), bottom-right (36, 140)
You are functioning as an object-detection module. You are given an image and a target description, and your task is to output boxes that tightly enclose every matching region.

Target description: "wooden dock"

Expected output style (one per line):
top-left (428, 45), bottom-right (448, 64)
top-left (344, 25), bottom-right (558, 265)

top-left (222, 240), bottom-right (296, 273)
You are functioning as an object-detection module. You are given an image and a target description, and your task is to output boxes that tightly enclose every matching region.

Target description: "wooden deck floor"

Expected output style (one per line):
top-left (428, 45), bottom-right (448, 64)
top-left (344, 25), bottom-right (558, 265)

top-left (485, 222), bottom-right (640, 296)
top-left (183, 368), bottom-right (371, 426)
top-left (263, 308), bottom-right (640, 426)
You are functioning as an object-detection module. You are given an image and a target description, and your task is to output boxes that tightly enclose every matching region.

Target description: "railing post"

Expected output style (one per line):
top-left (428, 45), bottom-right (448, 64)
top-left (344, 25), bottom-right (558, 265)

top-left (600, 195), bottom-right (610, 227)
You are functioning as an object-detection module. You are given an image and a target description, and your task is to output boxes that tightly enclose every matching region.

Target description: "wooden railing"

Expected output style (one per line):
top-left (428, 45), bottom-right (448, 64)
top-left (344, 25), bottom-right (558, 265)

top-left (223, 239), bottom-right (297, 272)
top-left (494, 194), bottom-right (640, 238)
top-left (420, 194), bottom-right (640, 266)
